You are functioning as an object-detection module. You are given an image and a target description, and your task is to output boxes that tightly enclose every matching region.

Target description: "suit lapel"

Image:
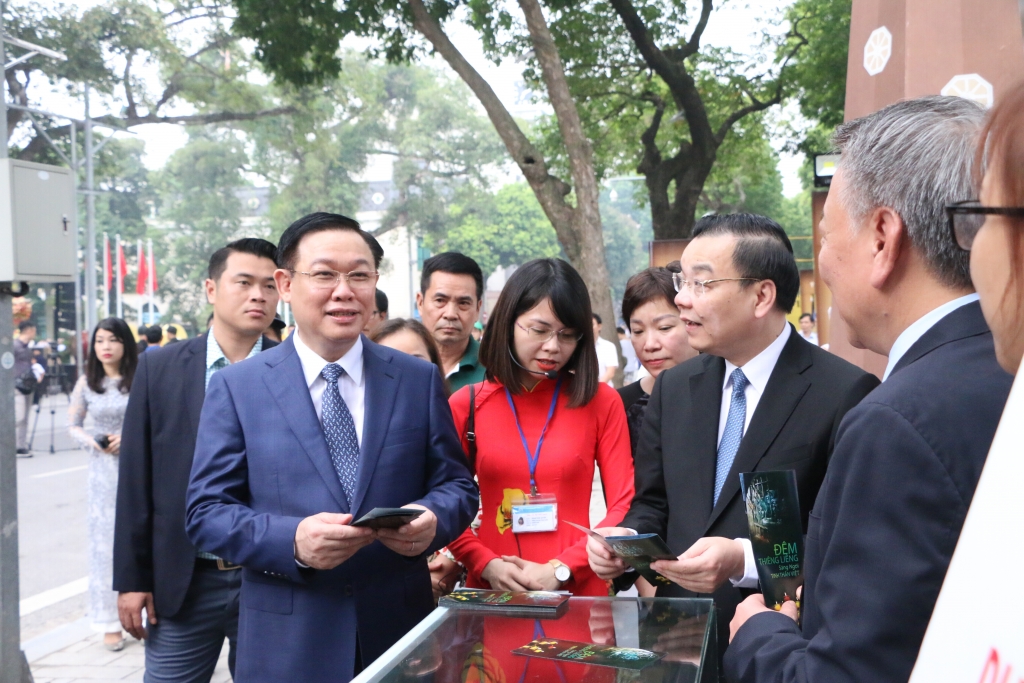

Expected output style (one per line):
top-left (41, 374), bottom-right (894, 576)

top-left (350, 339), bottom-right (399, 516)
top-left (184, 336), bottom-right (208, 438)
top-left (688, 356), bottom-right (726, 522)
top-left (706, 331), bottom-right (812, 531)
top-left (890, 301), bottom-right (989, 377)
top-left (263, 337), bottom-right (349, 512)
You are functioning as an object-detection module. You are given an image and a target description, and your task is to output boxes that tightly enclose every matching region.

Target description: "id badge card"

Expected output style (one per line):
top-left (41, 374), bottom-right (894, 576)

top-left (511, 492), bottom-right (558, 533)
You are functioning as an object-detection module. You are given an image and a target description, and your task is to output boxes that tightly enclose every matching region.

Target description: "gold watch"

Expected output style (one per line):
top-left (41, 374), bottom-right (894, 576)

top-left (548, 559), bottom-right (571, 583)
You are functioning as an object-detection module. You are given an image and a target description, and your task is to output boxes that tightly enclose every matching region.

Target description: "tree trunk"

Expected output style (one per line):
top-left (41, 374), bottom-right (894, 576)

top-left (408, 0), bottom-right (623, 383)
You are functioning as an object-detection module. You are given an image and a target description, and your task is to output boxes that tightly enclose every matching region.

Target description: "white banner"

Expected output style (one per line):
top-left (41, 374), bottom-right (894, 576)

top-left (910, 372), bottom-right (1024, 682)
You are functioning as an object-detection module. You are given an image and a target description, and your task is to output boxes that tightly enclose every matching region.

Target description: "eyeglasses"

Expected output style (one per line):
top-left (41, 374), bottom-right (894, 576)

top-left (291, 268), bottom-right (379, 290)
top-left (515, 322), bottom-right (583, 345)
top-left (672, 273), bottom-right (761, 297)
top-left (945, 200), bottom-right (1024, 250)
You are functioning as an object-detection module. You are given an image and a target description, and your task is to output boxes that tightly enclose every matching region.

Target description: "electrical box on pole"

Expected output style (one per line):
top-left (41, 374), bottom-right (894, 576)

top-left (0, 159), bottom-right (76, 283)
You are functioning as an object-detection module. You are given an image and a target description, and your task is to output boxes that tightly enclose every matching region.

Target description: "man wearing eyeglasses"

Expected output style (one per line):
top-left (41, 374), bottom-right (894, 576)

top-left (185, 212), bottom-right (478, 683)
top-left (587, 213), bottom-right (878, 661)
top-left (724, 98), bottom-right (1014, 683)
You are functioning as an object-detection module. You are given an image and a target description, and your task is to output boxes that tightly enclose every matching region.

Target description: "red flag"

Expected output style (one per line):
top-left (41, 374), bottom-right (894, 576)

top-left (149, 241), bottom-right (158, 292)
top-left (136, 240), bottom-right (148, 295)
top-left (104, 235), bottom-right (112, 292)
top-left (117, 241), bottom-right (127, 293)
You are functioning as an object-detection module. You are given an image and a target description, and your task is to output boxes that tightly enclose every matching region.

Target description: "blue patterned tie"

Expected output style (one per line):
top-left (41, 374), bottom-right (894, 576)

top-left (714, 368), bottom-right (749, 507)
top-left (321, 363), bottom-right (360, 504)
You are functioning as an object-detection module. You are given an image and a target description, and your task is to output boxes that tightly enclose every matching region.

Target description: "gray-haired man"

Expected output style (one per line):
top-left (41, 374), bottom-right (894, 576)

top-left (725, 97), bottom-right (1013, 681)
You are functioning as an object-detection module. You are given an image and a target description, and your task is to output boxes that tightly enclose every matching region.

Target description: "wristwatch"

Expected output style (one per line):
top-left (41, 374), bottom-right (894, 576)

top-left (548, 559), bottom-right (572, 584)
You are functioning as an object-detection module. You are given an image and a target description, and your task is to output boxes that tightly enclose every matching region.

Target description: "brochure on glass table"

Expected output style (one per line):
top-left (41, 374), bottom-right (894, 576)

top-left (513, 638), bottom-right (664, 670)
top-left (565, 521), bottom-right (676, 587)
top-left (439, 589), bottom-right (570, 618)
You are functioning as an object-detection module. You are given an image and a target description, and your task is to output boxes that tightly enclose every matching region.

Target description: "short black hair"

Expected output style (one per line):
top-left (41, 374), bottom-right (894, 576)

top-left (479, 258), bottom-right (598, 408)
top-left (691, 213), bottom-right (800, 313)
top-left (277, 212), bottom-right (383, 270)
top-left (208, 238), bottom-right (278, 282)
top-left (420, 252), bottom-right (484, 301)
top-left (17, 320), bottom-right (35, 332)
top-left (375, 288), bottom-right (389, 314)
top-left (592, 313), bottom-right (602, 325)
top-left (622, 268), bottom-right (677, 324)
top-left (799, 313), bottom-right (813, 322)
top-left (145, 326), bottom-right (163, 344)
top-left (616, 326), bottom-right (625, 334)
top-left (166, 325), bottom-right (178, 335)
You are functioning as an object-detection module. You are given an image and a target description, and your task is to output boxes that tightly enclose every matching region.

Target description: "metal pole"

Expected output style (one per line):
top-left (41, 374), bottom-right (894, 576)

top-left (0, 5), bottom-right (34, 680)
top-left (116, 234), bottom-right (122, 319)
top-left (102, 232), bottom-right (109, 319)
top-left (84, 85), bottom-right (96, 336)
top-left (71, 121), bottom-right (82, 370)
top-left (147, 238), bottom-right (154, 325)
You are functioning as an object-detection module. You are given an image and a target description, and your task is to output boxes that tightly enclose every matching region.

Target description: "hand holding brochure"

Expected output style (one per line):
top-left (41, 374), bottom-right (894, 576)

top-left (566, 521), bottom-right (676, 587)
top-left (739, 470), bottom-right (804, 616)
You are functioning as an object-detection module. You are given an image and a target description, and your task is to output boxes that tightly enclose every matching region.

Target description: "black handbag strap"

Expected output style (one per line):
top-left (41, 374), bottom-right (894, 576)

top-left (466, 383), bottom-right (477, 471)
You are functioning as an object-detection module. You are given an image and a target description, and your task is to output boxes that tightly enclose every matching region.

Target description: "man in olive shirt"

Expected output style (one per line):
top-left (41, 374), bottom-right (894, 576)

top-left (416, 252), bottom-right (486, 391)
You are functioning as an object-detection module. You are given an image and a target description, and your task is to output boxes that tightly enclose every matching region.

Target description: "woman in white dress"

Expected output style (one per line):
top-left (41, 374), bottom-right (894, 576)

top-left (68, 318), bottom-right (139, 651)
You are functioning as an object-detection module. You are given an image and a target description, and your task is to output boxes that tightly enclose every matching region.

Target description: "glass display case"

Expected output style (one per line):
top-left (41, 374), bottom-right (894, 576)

top-left (354, 597), bottom-right (717, 683)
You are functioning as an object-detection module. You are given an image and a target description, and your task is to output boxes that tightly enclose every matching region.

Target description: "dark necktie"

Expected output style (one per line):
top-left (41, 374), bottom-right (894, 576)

top-left (321, 363), bottom-right (359, 503)
top-left (714, 368), bottom-right (749, 507)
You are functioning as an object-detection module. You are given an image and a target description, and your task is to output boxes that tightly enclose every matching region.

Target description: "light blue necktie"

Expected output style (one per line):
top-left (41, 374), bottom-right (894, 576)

top-left (714, 368), bottom-right (749, 507)
top-left (321, 363), bottom-right (360, 503)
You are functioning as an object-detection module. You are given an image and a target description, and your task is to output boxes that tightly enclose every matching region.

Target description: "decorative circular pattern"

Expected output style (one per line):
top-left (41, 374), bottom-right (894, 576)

top-left (372, 192), bottom-right (385, 206)
top-left (941, 74), bottom-right (995, 108)
top-left (864, 26), bottom-right (893, 76)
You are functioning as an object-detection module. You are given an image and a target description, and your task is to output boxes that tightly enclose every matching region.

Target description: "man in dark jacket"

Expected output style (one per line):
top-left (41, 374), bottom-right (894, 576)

top-left (114, 238), bottom-right (279, 682)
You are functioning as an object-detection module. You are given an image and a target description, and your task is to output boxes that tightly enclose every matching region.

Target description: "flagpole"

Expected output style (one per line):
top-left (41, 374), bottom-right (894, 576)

top-left (115, 234), bottom-right (123, 319)
top-left (102, 232), bottom-right (109, 319)
top-left (136, 238), bottom-right (144, 326)
top-left (147, 238), bottom-right (155, 326)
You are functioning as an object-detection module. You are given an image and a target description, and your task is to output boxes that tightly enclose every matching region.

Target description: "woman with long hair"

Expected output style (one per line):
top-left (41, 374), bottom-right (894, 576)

top-left (370, 318), bottom-right (447, 389)
top-left (68, 318), bottom-right (139, 651)
top-left (446, 258), bottom-right (635, 596)
top-left (956, 80), bottom-right (1024, 376)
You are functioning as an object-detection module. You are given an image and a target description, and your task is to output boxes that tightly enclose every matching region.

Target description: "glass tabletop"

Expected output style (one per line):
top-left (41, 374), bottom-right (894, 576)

top-left (356, 597), bottom-right (717, 683)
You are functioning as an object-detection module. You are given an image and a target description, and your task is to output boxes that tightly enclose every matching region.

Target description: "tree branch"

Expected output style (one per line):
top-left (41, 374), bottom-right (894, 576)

top-left (681, 0), bottom-right (714, 59)
top-left (607, 0), bottom-right (679, 86)
top-left (93, 106), bottom-right (296, 128)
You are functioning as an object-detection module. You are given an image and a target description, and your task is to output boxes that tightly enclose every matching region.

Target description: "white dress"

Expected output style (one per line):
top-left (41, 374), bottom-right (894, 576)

top-left (68, 375), bottom-right (129, 633)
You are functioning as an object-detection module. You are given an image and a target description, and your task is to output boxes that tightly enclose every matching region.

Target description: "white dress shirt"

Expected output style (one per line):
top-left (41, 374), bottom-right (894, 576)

top-left (733, 294), bottom-right (982, 587)
top-left (292, 330), bottom-right (366, 446)
top-left (719, 323), bottom-right (791, 447)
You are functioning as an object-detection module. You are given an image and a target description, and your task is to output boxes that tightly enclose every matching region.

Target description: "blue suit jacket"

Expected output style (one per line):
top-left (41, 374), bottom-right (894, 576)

top-left (724, 302), bottom-right (1013, 683)
top-left (185, 335), bottom-right (478, 683)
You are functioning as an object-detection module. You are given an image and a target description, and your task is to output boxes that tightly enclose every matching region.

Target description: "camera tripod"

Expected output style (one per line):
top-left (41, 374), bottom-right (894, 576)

top-left (25, 355), bottom-right (75, 455)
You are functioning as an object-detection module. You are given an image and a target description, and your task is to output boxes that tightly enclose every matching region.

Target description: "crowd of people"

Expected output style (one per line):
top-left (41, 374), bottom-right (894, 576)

top-left (43, 88), bottom-right (1024, 683)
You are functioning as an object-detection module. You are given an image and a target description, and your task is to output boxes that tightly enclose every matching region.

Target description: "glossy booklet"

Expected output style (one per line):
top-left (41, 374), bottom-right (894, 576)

top-left (512, 638), bottom-right (664, 670)
top-left (740, 470), bottom-right (804, 615)
top-left (439, 589), bottom-right (570, 617)
top-left (566, 521), bottom-right (675, 587)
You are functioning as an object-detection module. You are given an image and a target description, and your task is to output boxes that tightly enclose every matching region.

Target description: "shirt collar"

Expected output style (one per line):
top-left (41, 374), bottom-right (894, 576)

top-left (883, 293), bottom-right (979, 381)
top-left (460, 337), bottom-right (480, 369)
top-left (292, 328), bottom-right (364, 389)
top-left (207, 328), bottom-right (263, 369)
top-left (723, 322), bottom-right (791, 393)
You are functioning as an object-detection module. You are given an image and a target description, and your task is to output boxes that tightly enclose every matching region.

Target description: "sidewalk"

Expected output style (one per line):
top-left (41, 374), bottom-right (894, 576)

top-left (25, 619), bottom-right (230, 683)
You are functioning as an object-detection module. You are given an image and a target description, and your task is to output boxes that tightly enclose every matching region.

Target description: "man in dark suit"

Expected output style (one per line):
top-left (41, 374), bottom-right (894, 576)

top-left (725, 97), bottom-right (1014, 682)
top-left (588, 213), bottom-right (879, 655)
top-left (185, 213), bottom-right (478, 683)
top-left (114, 238), bottom-right (280, 682)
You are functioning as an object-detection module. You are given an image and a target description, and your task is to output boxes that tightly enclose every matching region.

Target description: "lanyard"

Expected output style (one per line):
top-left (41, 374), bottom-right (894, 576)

top-left (505, 378), bottom-right (561, 496)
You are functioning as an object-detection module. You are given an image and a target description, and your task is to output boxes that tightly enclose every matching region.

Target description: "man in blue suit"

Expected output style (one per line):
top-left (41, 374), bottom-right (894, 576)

top-left (185, 212), bottom-right (478, 683)
top-left (725, 98), bottom-right (1013, 682)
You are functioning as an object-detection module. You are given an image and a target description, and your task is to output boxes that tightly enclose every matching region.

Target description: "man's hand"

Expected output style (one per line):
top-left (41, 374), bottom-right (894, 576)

top-left (118, 591), bottom-right (156, 640)
top-left (501, 555), bottom-right (561, 591)
top-left (729, 593), bottom-right (798, 642)
top-left (376, 504), bottom-right (438, 557)
top-left (480, 558), bottom-right (543, 591)
top-left (105, 434), bottom-right (121, 455)
top-left (427, 553), bottom-right (461, 600)
top-left (651, 537), bottom-right (745, 593)
top-left (294, 512), bottom-right (375, 570)
top-left (586, 526), bottom-right (630, 580)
